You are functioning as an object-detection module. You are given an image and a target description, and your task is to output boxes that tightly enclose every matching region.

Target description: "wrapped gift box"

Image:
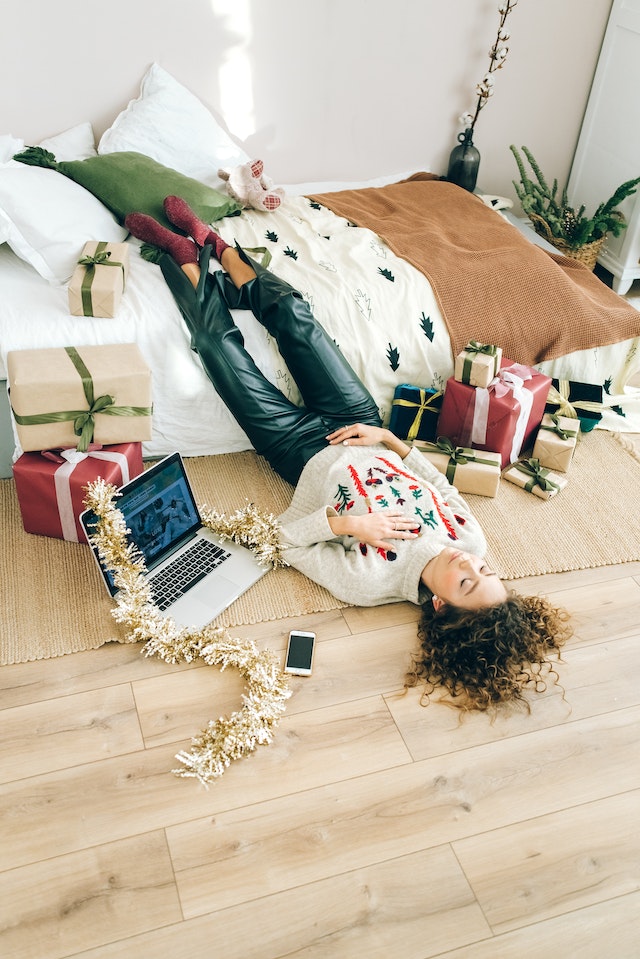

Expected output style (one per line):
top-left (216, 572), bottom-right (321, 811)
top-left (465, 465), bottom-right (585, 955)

top-left (13, 442), bottom-right (143, 541)
top-left (68, 241), bottom-right (130, 317)
top-left (503, 458), bottom-right (568, 500)
top-left (436, 359), bottom-right (552, 468)
top-left (388, 384), bottom-right (443, 442)
top-left (532, 413), bottom-right (579, 472)
top-left (454, 341), bottom-right (502, 389)
top-left (414, 438), bottom-right (502, 497)
top-left (7, 343), bottom-right (153, 452)
top-left (545, 378), bottom-right (603, 433)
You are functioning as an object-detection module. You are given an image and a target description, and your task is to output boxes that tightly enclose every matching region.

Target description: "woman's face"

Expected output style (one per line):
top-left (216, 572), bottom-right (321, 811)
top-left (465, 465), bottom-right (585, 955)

top-left (421, 547), bottom-right (507, 610)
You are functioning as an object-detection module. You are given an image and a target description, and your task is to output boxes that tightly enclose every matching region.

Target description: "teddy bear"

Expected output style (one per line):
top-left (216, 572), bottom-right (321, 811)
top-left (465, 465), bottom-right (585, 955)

top-left (218, 159), bottom-right (284, 211)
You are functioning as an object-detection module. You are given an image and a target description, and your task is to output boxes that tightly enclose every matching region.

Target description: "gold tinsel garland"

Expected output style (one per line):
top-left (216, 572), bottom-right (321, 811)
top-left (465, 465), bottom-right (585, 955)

top-left (83, 478), bottom-right (291, 787)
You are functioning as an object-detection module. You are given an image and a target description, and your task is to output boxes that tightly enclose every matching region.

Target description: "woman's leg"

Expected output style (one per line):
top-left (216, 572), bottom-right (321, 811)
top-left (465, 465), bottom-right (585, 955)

top-left (163, 195), bottom-right (381, 430)
top-left (219, 248), bottom-right (382, 431)
top-left (158, 248), bottom-right (336, 485)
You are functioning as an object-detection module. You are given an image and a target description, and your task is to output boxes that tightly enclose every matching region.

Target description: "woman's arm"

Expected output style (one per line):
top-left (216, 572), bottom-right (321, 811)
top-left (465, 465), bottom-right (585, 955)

top-left (326, 423), bottom-right (411, 459)
top-left (327, 509), bottom-right (419, 551)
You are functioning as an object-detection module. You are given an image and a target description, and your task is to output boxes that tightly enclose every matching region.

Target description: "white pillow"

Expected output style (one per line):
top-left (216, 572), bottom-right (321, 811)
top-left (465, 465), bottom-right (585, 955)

top-left (38, 121), bottom-right (98, 161)
top-left (0, 124), bottom-right (127, 285)
top-left (0, 134), bottom-right (25, 164)
top-left (98, 63), bottom-right (250, 185)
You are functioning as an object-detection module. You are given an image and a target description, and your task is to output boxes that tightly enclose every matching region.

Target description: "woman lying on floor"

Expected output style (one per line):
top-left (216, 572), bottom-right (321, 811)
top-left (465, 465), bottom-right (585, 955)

top-left (125, 198), bottom-right (573, 713)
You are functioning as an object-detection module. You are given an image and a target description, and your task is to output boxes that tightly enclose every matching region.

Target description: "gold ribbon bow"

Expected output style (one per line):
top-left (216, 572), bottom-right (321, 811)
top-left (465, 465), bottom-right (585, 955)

top-left (546, 380), bottom-right (603, 420)
top-left (392, 388), bottom-right (442, 441)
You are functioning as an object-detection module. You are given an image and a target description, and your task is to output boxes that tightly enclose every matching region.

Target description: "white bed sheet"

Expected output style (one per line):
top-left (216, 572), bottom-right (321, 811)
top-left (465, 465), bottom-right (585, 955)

top-left (2, 176), bottom-right (639, 466)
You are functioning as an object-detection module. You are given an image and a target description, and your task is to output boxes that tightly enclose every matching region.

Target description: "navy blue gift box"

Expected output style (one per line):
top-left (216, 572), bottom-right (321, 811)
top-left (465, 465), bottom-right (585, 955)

top-left (388, 384), bottom-right (443, 442)
top-left (545, 378), bottom-right (603, 433)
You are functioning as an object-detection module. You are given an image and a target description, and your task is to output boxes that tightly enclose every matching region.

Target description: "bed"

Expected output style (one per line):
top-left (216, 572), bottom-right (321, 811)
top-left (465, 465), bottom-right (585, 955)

top-left (1, 64), bottom-right (639, 478)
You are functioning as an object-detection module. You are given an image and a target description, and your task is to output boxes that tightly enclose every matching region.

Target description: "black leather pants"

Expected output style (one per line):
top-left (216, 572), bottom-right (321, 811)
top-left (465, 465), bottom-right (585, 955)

top-left (161, 245), bottom-right (381, 486)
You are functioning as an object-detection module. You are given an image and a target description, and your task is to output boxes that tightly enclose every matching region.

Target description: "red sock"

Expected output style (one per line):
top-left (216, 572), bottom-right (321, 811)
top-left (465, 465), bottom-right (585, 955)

top-left (163, 195), bottom-right (231, 261)
top-left (203, 231), bottom-right (232, 261)
top-left (124, 213), bottom-right (198, 266)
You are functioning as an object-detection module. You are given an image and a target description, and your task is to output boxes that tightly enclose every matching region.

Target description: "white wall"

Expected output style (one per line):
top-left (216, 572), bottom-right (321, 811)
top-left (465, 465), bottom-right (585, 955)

top-left (3, 0), bottom-right (612, 201)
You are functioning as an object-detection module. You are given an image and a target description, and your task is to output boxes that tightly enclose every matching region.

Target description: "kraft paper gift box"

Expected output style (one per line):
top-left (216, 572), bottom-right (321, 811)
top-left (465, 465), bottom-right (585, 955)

top-left (388, 385), bottom-right (443, 442)
top-left (7, 343), bottom-right (153, 452)
top-left (436, 359), bottom-right (552, 468)
top-left (414, 437), bottom-right (502, 497)
top-left (503, 458), bottom-right (568, 500)
top-left (454, 341), bottom-right (502, 389)
top-left (12, 442), bottom-right (143, 542)
top-left (545, 378), bottom-right (603, 433)
top-left (531, 413), bottom-right (580, 472)
top-left (68, 241), bottom-right (129, 318)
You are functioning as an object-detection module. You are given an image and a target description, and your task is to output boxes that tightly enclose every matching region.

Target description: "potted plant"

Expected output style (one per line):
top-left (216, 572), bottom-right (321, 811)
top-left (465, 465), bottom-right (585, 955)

top-left (510, 144), bottom-right (640, 270)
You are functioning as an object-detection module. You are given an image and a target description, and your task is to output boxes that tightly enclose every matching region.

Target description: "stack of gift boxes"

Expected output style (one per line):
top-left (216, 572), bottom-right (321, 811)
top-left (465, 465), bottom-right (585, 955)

top-left (389, 340), bottom-right (590, 500)
top-left (9, 341), bottom-right (152, 542)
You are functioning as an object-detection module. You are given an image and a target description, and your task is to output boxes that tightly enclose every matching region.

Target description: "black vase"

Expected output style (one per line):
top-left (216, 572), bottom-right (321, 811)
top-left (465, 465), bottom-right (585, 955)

top-left (447, 128), bottom-right (481, 192)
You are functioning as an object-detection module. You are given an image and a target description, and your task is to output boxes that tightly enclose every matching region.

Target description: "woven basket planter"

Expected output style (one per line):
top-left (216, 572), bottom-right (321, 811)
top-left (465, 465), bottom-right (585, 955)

top-left (528, 213), bottom-right (607, 271)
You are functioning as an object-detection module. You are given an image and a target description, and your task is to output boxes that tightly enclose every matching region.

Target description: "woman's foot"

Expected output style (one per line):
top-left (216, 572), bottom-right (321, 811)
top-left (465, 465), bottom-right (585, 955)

top-left (163, 195), bottom-right (231, 261)
top-left (124, 212), bottom-right (198, 266)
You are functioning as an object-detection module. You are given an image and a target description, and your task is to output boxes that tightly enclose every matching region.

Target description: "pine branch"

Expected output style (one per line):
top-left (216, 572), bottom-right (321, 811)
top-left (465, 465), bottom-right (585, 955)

top-left (511, 145), bottom-right (640, 248)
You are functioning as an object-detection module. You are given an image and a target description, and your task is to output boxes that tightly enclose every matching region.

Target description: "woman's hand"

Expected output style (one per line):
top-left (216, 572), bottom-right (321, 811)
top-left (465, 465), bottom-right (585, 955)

top-left (326, 423), bottom-right (411, 458)
top-left (328, 510), bottom-right (420, 552)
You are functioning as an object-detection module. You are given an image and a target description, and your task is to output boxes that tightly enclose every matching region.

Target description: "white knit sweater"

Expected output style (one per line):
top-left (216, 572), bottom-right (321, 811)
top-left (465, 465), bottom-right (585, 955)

top-left (277, 444), bottom-right (487, 607)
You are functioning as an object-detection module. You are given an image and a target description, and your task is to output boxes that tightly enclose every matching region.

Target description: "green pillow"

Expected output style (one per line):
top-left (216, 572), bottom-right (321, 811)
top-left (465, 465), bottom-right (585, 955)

top-left (13, 147), bottom-right (241, 228)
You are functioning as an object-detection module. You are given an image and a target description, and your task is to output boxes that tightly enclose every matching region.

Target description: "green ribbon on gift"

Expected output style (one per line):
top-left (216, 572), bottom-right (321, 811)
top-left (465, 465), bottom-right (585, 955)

top-left (392, 389), bottom-right (442, 441)
top-left (423, 436), bottom-right (498, 484)
top-left (513, 457), bottom-right (561, 493)
top-left (77, 243), bottom-right (126, 317)
top-left (11, 346), bottom-right (152, 451)
top-left (461, 341), bottom-right (499, 384)
top-left (539, 413), bottom-right (578, 441)
top-left (242, 246), bottom-right (273, 269)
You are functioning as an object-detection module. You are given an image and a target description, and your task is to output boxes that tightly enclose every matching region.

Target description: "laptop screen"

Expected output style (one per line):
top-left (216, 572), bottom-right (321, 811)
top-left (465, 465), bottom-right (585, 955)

top-left (81, 452), bottom-right (202, 595)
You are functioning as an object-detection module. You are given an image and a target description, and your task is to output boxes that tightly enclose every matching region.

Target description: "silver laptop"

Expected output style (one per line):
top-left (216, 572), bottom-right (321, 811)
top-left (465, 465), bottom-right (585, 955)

top-left (80, 451), bottom-right (267, 628)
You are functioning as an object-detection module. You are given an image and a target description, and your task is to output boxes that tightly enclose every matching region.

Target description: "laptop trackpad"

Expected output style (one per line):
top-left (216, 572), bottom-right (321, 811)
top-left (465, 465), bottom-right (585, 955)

top-left (169, 574), bottom-right (243, 628)
top-left (196, 573), bottom-right (243, 606)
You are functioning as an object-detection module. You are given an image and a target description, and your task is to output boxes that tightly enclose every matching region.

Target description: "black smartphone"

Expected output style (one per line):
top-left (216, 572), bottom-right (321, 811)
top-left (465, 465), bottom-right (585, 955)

top-left (284, 630), bottom-right (316, 676)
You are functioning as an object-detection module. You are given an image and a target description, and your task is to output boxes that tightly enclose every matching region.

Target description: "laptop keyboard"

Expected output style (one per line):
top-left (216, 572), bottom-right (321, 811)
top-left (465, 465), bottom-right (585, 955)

top-left (149, 538), bottom-right (232, 611)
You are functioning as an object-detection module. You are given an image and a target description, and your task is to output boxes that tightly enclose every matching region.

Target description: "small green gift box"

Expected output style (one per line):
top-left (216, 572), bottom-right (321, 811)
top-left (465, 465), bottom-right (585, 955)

top-left (414, 436), bottom-right (502, 497)
top-left (68, 241), bottom-right (129, 317)
top-left (504, 457), bottom-right (568, 500)
top-left (454, 341), bottom-right (502, 389)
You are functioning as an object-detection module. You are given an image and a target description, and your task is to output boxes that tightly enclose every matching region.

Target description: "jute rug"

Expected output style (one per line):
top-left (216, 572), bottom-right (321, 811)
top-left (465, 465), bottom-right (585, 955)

top-left (1, 431), bottom-right (639, 666)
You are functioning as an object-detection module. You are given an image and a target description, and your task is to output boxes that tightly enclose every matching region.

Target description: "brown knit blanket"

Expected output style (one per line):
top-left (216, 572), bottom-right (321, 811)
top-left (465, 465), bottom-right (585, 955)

top-left (310, 174), bottom-right (640, 366)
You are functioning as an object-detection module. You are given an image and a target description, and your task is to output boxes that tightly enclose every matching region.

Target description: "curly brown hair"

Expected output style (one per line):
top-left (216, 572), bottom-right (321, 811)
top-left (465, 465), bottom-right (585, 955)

top-left (406, 591), bottom-right (573, 713)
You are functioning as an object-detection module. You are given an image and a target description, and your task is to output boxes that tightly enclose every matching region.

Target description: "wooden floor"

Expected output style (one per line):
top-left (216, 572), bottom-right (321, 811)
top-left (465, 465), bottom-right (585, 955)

top-left (1, 555), bottom-right (639, 958)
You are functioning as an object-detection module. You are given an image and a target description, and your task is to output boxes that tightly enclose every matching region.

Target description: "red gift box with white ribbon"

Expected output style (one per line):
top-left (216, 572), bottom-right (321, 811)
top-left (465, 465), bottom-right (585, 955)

top-left (436, 360), bottom-right (552, 468)
top-left (13, 443), bottom-right (143, 542)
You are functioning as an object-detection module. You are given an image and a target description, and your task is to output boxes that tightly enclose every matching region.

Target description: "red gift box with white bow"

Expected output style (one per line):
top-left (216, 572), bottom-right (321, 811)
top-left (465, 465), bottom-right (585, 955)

top-left (436, 360), bottom-right (552, 468)
top-left (12, 443), bottom-right (143, 542)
